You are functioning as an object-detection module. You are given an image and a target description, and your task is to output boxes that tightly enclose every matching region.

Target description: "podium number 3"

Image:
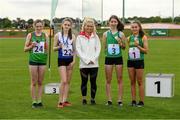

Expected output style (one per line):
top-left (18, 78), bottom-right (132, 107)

top-left (155, 81), bottom-right (160, 94)
top-left (53, 88), bottom-right (56, 93)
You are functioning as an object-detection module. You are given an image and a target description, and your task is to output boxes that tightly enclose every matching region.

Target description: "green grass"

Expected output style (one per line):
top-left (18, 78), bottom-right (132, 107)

top-left (0, 38), bottom-right (180, 119)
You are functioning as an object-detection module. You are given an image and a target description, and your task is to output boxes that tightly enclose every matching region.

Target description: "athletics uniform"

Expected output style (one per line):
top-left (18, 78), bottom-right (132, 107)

top-left (57, 32), bottom-right (74, 66)
top-left (29, 32), bottom-right (47, 65)
top-left (105, 30), bottom-right (123, 65)
top-left (127, 35), bottom-right (146, 69)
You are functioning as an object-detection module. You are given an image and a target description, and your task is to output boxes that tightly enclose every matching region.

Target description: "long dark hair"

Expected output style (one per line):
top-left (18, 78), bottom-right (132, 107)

top-left (61, 18), bottom-right (73, 40)
top-left (109, 15), bottom-right (124, 32)
top-left (132, 21), bottom-right (145, 38)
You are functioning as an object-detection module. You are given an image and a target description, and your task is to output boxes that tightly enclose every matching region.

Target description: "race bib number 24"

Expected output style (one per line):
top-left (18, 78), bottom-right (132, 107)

top-left (33, 42), bottom-right (45, 53)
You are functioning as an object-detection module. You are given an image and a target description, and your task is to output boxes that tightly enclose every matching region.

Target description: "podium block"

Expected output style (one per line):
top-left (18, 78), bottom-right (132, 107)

top-left (145, 73), bottom-right (174, 97)
top-left (44, 83), bottom-right (60, 94)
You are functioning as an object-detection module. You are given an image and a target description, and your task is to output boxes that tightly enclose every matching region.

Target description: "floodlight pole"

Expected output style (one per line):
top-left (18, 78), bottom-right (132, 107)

top-left (82, 0), bottom-right (83, 19)
top-left (48, 24), bottom-right (52, 71)
top-left (101, 0), bottom-right (103, 24)
top-left (172, 0), bottom-right (174, 23)
top-left (122, 0), bottom-right (125, 24)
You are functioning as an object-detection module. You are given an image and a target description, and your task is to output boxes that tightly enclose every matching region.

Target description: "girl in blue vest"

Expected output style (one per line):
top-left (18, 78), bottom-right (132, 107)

top-left (53, 18), bottom-right (76, 108)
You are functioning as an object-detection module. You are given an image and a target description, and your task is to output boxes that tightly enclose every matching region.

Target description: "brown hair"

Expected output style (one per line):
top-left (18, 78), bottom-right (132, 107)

top-left (109, 15), bottom-right (124, 32)
top-left (33, 19), bottom-right (44, 28)
top-left (61, 18), bottom-right (73, 40)
top-left (132, 21), bottom-right (145, 38)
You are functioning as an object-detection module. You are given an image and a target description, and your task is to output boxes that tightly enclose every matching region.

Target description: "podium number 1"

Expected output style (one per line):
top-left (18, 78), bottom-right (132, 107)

top-left (155, 81), bottom-right (160, 94)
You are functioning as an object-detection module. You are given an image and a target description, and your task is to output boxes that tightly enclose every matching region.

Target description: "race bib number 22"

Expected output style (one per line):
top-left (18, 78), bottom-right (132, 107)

top-left (62, 45), bottom-right (73, 56)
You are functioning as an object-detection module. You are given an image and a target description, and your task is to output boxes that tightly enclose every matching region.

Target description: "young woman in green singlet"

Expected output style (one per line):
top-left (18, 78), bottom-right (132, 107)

top-left (102, 15), bottom-right (126, 106)
top-left (24, 19), bottom-right (48, 108)
top-left (127, 21), bottom-right (148, 107)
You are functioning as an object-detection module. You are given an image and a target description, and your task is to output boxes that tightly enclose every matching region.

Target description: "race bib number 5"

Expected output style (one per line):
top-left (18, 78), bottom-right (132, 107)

top-left (33, 42), bottom-right (45, 53)
top-left (129, 47), bottom-right (140, 59)
top-left (62, 45), bottom-right (73, 56)
top-left (108, 44), bottom-right (120, 55)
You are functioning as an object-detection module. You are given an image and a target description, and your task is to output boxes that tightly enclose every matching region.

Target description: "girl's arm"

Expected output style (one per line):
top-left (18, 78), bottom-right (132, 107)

top-left (53, 33), bottom-right (61, 51)
top-left (102, 31), bottom-right (107, 50)
top-left (24, 33), bottom-right (36, 52)
top-left (75, 36), bottom-right (90, 64)
top-left (118, 32), bottom-right (126, 49)
top-left (70, 34), bottom-right (76, 66)
top-left (135, 35), bottom-right (148, 54)
top-left (45, 33), bottom-right (49, 52)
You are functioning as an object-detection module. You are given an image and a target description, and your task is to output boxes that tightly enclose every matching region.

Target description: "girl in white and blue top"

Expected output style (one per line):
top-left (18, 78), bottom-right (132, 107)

top-left (53, 18), bottom-right (76, 108)
top-left (57, 31), bottom-right (74, 61)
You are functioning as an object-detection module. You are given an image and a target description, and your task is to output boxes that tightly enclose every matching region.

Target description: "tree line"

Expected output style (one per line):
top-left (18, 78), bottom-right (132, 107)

top-left (0, 16), bottom-right (180, 29)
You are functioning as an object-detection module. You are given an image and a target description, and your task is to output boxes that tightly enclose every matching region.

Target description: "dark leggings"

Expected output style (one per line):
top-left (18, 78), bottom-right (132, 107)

top-left (80, 68), bottom-right (98, 99)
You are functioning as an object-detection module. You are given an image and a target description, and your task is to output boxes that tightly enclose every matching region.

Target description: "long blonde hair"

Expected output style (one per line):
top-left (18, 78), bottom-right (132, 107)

top-left (81, 17), bottom-right (96, 34)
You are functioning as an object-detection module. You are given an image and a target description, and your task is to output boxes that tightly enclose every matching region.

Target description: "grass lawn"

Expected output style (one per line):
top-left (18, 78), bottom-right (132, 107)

top-left (0, 38), bottom-right (180, 119)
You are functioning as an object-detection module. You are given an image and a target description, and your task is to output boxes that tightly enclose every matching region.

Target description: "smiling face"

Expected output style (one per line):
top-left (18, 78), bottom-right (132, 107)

top-left (34, 22), bottom-right (43, 33)
top-left (62, 20), bottom-right (71, 32)
top-left (109, 18), bottom-right (118, 29)
top-left (84, 22), bottom-right (94, 34)
top-left (131, 23), bottom-right (140, 35)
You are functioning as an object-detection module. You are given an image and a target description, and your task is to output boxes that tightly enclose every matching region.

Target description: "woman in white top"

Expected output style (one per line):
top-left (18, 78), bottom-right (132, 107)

top-left (76, 18), bottom-right (101, 105)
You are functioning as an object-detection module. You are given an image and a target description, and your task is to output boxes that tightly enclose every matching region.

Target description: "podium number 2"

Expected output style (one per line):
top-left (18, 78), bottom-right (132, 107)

top-left (155, 81), bottom-right (160, 94)
top-left (53, 88), bottom-right (56, 93)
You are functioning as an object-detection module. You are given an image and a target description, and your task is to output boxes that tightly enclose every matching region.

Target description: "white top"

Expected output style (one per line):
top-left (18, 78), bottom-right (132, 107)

top-left (76, 33), bottom-right (101, 68)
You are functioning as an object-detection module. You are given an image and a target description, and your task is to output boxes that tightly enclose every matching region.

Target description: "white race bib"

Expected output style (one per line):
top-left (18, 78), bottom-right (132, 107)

top-left (129, 47), bottom-right (140, 59)
top-left (33, 42), bottom-right (45, 53)
top-left (108, 44), bottom-right (120, 55)
top-left (62, 45), bottom-right (73, 56)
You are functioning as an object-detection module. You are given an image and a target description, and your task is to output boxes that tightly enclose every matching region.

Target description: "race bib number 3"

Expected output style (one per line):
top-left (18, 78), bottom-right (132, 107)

top-left (129, 47), bottom-right (140, 59)
top-left (62, 45), bottom-right (73, 56)
top-left (33, 42), bottom-right (45, 53)
top-left (108, 44), bottom-right (120, 55)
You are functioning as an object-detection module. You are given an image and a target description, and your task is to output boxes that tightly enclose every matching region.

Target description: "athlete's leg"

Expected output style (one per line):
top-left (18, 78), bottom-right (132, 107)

top-left (115, 65), bottom-right (123, 102)
top-left (89, 68), bottom-right (98, 99)
top-left (29, 65), bottom-right (38, 102)
top-left (105, 65), bottom-right (113, 101)
top-left (58, 66), bottom-right (67, 103)
top-left (63, 64), bottom-right (73, 102)
top-left (80, 68), bottom-right (89, 100)
top-left (136, 69), bottom-right (144, 102)
top-left (37, 65), bottom-right (46, 103)
top-left (128, 67), bottom-right (136, 101)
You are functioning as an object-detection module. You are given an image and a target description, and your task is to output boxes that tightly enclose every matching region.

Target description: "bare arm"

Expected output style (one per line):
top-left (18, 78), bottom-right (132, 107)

top-left (118, 32), bottom-right (126, 49)
top-left (102, 32), bottom-right (107, 50)
top-left (136, 36), bottom-right (148, 54)
top-left (53, 33), bottom-right (61, 51)
top-left (70, 34), bottom-right (76, 66)
top-left (45, 33), bottom-right (49, 52)
top-left (24, 33), bottom-right (35, 52)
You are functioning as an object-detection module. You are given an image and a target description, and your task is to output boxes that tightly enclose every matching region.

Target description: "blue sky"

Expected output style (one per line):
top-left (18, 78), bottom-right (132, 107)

top-left (0, 0), bottom-right (180, 20)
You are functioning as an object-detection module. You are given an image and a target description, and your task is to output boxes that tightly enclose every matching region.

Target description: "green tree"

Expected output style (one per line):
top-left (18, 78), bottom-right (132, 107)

top-left (161, 17), bottom-right (172, 23)
top-left (43, 19), bottom-right (50, 27)
top-left (0, 17), bottom-right (12, 28)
